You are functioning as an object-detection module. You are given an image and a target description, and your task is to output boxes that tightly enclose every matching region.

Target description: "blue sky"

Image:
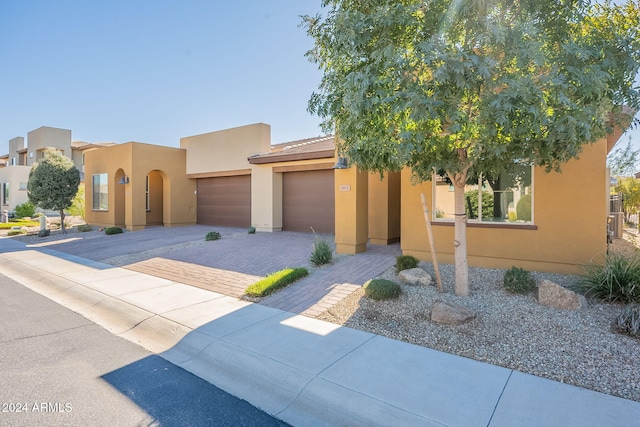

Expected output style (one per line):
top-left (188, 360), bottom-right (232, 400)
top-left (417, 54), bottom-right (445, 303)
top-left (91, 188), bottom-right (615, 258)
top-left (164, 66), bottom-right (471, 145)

top-left (1, 0), bottom-right (638, 155)
top-left (0, 1), bottom-right (326, 149)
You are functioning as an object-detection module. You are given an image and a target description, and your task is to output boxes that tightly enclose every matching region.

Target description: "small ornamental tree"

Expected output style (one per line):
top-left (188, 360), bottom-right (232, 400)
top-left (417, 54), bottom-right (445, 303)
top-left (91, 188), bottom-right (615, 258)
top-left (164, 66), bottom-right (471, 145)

top-left (28, 149), bottom-right (80, 234)
top-left (615, 177), bottom-right (640, 223)
top-left (303, 0), bottom-right (640, 296)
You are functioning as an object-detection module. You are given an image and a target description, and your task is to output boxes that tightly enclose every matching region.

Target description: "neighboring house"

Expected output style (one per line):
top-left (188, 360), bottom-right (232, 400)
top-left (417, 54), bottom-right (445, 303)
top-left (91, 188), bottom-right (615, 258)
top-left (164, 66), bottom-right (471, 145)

top-left (0, 126), bottom-right (110, 213)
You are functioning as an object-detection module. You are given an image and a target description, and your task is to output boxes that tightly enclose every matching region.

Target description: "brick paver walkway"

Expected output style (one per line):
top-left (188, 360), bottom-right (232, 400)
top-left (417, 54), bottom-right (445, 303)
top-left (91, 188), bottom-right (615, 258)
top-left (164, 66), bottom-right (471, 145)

top-left (40, 226), bottom-right (403, 318)
top-left (125, 257), bottom-right (260, 298)
top-left (259, 243), bottom-right (401, 316)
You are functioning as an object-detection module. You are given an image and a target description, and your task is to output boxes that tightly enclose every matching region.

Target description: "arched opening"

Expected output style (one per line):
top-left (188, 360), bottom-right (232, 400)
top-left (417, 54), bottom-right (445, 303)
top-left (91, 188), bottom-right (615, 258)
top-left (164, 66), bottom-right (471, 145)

top-left (114, 169), bottom-right (126, 228)
top-left (146, 170), bottom-right (164, 226)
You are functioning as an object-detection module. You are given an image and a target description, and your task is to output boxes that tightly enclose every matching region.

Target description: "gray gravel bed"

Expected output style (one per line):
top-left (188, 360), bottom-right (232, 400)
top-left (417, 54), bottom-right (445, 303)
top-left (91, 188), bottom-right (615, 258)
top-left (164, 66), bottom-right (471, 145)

top-left (318, 262), bottom-right (640, 402)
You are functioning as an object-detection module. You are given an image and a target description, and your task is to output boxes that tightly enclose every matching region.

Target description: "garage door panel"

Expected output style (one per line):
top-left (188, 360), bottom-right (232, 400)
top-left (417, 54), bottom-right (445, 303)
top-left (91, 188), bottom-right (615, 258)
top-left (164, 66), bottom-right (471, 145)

top-left (197, 176), bottom-right (251, 227)
top-left (283, 170), bottom-right (334, 233)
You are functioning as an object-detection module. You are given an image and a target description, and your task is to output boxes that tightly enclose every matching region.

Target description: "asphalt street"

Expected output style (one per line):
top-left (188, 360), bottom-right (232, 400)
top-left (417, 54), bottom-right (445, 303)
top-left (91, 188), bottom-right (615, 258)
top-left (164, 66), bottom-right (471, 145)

top-left (0, 273), bottom-right (289, 427)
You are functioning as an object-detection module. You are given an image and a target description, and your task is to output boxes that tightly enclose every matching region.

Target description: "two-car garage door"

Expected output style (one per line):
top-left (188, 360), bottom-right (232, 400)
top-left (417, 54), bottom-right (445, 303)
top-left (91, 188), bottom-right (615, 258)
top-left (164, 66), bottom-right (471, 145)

top-left (196, 170), bottom-right (334, 233)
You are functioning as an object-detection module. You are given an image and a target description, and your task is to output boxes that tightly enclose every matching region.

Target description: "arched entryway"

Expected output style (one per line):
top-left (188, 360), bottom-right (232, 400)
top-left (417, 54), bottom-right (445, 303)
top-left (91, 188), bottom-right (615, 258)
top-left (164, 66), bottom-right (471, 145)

top-left (146, 170), bottom-right (165, 226)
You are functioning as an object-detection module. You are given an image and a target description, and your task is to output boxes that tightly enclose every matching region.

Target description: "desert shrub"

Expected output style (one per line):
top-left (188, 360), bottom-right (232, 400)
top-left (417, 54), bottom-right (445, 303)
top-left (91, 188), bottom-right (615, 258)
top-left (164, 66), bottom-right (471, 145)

top-left (105, 227), bottom-right (123, 235)
top-left (76, 224), bottom-right (93, 232)
top-left (8, 230), bottom-right (26, 236)
top-left (38, 229), bottom-right (50, 237)
top-left (205, 231), bottom-right (221, 241)
top-left (503, 267), bottom-right (536, 294)
top-left (578, 253), bottom-right (640, 303)
top-left (516, 194), bottom-right (532, 221)
top-left (14, 202), bottom-right (36, 219)
top-left (364, 279), bottom-right (402, 300)
top-left (244, 267), bottom-right (309, 297)
top-left (248, 226), bottom-right (256, 234)
top-left (612, 304), bottom-right (640, 338)
top-left (396, 255), bottom-right (419, 274)
top-left (311, 238), bottom-right (333, 266)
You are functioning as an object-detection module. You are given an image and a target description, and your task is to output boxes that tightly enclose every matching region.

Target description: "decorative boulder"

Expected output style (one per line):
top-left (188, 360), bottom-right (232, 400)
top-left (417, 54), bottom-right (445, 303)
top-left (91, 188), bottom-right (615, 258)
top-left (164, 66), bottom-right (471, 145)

top-left (431, 301), bottom-right (476, 325)
top-left (538, 280), bottom-right (588, 310)
top-left (398, 268), bottom-right (433, 286)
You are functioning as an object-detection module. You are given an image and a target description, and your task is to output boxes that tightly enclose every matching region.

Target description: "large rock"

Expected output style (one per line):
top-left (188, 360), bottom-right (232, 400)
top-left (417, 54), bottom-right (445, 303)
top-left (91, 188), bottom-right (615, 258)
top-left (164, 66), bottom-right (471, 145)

top-left (538, 280), bottom-right (588, 310)
top-left (431, 301), bottom-right (476, 325)
top-left (398, 268), bottom-right (432, 286)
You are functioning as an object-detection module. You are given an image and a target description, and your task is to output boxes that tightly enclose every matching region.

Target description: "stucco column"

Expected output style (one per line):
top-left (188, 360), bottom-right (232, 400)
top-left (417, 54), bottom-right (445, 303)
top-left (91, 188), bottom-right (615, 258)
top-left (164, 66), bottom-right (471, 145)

top-left (368, 172), bottom-right (401, 245)
top-left (335, 167), bottom-right (368, 254)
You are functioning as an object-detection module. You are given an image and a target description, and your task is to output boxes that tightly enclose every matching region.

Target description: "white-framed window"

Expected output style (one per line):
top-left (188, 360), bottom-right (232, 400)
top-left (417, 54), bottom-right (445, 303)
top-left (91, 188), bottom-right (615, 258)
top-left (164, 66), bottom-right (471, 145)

top-left (2, 182), bottom-right (9, 205)
top-left (92, 173), bottom-right (108, 211)
top-left (433, 164), bottom-right (533, 224)
top-left (145, 175), bottom-right (150, 211)
top-left (10, 157), bottom-right (15, 166)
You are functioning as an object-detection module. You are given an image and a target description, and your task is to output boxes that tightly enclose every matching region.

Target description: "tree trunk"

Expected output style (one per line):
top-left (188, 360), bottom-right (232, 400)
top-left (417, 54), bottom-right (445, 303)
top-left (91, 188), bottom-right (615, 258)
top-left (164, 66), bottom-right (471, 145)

top-left (60, 210), bottom-right (66, 234)
top-left (453, 177), bottom-right (469, 296)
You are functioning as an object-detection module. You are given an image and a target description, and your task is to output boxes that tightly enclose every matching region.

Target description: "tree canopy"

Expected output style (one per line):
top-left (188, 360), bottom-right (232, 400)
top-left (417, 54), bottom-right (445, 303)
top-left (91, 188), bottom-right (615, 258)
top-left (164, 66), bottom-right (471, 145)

top-left (304, 0), bottom-right (640, 295)
top-left (28, 149), bottom-right (81, 233)
top-left (608, 136), bottom-right (640, 177)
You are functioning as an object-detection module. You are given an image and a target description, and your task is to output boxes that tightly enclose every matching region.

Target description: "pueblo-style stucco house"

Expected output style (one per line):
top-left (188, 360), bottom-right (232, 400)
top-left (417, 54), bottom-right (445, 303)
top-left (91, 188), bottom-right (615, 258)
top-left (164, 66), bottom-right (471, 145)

top-left (0, 126), bottom-right (111, 213)
top-left (82, 122), bottom-right (625, 275)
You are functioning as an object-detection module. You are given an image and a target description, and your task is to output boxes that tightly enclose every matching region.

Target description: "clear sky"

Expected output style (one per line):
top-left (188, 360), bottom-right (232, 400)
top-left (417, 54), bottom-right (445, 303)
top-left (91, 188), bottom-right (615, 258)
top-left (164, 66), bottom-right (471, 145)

top-left (1, 1), bottom-right (638, 155)
top-left (0, 0), bottom-right (326, 150)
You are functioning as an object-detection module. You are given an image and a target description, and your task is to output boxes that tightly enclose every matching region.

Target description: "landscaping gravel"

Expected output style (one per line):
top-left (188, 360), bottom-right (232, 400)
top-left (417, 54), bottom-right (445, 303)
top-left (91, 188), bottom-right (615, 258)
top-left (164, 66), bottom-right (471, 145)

top-left (318, 242), bottom-right (640, 403)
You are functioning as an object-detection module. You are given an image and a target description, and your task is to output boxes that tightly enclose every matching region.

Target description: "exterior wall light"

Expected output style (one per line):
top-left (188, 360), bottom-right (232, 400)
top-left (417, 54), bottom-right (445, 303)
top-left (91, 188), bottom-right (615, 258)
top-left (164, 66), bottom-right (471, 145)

top-left (333, 157), bottom-right (348, 169)
top-left (118, 175), bottom-right (129, 184)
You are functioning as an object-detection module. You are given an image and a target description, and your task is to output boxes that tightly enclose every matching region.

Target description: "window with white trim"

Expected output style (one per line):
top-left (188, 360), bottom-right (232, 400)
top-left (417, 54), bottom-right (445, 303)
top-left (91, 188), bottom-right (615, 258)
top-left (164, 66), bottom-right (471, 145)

top-left (433, 164), bottom-right (533, 224)
top-left (92, 173), bottom-right (108, 211)
top-left (2, 182), bottom-right (9, 205)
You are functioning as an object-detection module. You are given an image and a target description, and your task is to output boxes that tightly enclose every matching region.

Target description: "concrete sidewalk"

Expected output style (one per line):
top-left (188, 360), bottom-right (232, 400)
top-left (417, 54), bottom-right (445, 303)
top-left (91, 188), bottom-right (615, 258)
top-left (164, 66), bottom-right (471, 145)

top-left (1, 238), bottom-right (639, 426)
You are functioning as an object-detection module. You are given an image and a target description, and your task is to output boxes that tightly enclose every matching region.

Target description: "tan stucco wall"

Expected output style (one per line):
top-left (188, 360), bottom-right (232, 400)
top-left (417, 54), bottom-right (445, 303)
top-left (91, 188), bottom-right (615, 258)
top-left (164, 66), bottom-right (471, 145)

top-left (400, 138), bottom-right (609, 274)
top-left (0, 165), bottom-right (31, 212)
top-left (368, 172), bottom-right (401, 244)
top-left (180, 123), bottom-right (271, 175)
top-left (84, 142), bottom-right (196, 230)
top-left (26, 127), bottom-right (72, 166)
top-left (8, 137), bottom-right (25, 166)
top-left (335, 167), bottom-right (369, 254)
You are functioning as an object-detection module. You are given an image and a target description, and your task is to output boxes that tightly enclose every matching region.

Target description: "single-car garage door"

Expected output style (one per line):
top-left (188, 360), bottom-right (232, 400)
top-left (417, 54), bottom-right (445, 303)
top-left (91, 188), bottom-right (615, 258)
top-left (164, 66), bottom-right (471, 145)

top-left (283, 169), bottom-right (334, 233)
top-left (197, 175), bottom-right (251, 227)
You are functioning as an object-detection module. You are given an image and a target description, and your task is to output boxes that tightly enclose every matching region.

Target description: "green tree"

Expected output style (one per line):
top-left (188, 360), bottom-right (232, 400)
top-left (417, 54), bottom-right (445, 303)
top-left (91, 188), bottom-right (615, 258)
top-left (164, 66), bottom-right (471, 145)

top-left (67, 185), bottom-right (85, 219)
top-left (304, 0), bottom-right (640, 296)
top-left (615, 177), bottom-right (640, 223)
top-left (608, 136), bottom-right (640, 177)
top-left (28, 149), bottom-right (80, 234)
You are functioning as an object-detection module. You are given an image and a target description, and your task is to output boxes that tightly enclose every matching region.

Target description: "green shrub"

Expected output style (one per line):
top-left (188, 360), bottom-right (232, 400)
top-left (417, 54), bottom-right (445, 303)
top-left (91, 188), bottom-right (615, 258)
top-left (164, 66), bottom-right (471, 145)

top-left (516, 194), bottom-right (532, 221)
top-left (205, 231), bottom-right (221, 241)
top-left (612, 304), bottom-right (640, 338)
top-left (464, 190), bottom-right (493, 219)
top-left (248, 226), bottom-right (256, 234)
top-left (14, 202), bottom-right (36, 219)
top-left (396, 255), bottom-right (419, 274)
top-left (310, 238), bottom-right (333, 266)
top-left (503, 267), bottom-right (536, 294)
top-left (578, 253), bottom-right (640, 303)
top-left (105, 227), bottom-right (123, 235)
top-left (38, 229), bottom-right (50, 237)
top-left (8, 230), bottom-right (26, 236)
top-left (244, 267), bottom-right (309, 297)
top-left (76, 224), bottom-right (93, 232)
top-left (364, 279), bottom-right (402, 300)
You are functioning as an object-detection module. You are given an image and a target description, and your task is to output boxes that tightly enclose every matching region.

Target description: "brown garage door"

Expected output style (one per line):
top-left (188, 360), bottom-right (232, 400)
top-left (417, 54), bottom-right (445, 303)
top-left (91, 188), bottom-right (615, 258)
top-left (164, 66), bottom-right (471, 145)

top-left (197, 175), bottom-right (251, 227)
top-left (283, 170), bottom-right (334, 233)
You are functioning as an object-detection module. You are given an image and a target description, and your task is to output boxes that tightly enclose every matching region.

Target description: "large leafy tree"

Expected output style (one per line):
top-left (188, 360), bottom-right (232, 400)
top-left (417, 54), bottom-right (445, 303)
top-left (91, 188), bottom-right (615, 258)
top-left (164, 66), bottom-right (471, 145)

top-left (304, 0), bottom-right (640, 296)
top-left (28, 149), bottom-right (81, 234)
